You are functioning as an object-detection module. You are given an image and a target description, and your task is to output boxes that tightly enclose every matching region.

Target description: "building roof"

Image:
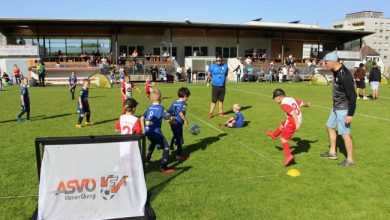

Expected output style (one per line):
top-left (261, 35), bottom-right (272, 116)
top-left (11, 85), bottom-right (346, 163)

top-left (361, 45), bottom-right (380, 57)
top-left (0, 17), bottom-right (373, 40)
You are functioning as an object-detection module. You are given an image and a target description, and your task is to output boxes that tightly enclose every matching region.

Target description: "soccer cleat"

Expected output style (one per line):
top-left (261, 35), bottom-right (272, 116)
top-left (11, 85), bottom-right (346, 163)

top-left (75, 124), bottom-right (82, 128)
top-left (176, 155), bottom-right (189, 161)
top-left (160, 165), bottom-right (175, 174)
top-left (337, 159), bottom-right (354, 167)
top-left (16, 117), bottom-right (22, 122)
top-left (25, 119), bottom-right (31, 122)
top-left (284, 155), bottom-right (295, 167)
top-left (266, 131), bottom-right (277, 140)
top-left (208, 113), bottom-right (214, 118)
top-left (218, 113), bottom-right (228, 118)
top-left (320, 151), bottom-right (338, 160)
top-left (84, 121), bottom-right (94, 125)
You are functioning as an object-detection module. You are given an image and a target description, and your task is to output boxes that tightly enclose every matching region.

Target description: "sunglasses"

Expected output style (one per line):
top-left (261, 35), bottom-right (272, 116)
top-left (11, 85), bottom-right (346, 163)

top-left (216, 60), bottom-right (222, 62)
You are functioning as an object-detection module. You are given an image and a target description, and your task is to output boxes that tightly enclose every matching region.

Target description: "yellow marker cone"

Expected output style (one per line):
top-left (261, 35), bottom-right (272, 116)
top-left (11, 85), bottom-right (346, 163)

top-left (287, 168), bottom-right (301, 177)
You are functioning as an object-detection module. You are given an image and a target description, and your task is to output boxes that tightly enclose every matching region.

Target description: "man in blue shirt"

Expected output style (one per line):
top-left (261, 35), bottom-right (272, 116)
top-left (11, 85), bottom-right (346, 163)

top-left (208, 55), bottom-right (228, 118)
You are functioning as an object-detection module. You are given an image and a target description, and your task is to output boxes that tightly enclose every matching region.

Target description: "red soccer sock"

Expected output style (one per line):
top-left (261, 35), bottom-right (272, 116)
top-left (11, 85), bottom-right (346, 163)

top-left (282, 142), bottom-right (292, 157)
top-left (273, 127), bottom-right (282, 138)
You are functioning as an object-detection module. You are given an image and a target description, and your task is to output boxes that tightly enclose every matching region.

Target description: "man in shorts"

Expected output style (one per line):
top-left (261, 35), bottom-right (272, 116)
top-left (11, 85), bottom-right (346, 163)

top-left (320, 52), bottom-right (357, 167)
top-left (207, 55), bottom-right (228, 118)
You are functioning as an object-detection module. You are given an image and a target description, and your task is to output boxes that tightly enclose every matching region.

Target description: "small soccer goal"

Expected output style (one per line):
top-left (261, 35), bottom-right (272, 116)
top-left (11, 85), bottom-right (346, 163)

top-left (381, 74), bottom-right (389, 85)
top-left (309, 73), bottom-right (329, 86)
top-left (88, 73), bottom-right (112, 88)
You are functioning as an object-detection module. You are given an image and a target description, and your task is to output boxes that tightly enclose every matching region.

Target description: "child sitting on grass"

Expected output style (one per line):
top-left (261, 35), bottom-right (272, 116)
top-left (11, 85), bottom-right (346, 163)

top-left (219, 104), bottom-right (244, 128)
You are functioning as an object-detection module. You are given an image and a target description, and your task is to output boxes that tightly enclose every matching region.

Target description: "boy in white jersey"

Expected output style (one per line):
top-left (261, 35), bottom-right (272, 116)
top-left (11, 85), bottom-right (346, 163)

top-left (115, 98), bottom-right (142, 135)
top-left (266, 89), bottom-right (310, 167)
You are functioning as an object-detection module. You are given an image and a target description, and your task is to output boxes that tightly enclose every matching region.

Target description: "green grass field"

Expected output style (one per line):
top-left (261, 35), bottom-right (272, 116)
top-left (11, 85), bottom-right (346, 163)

top-left (1, 82), bottom-right (389, 219)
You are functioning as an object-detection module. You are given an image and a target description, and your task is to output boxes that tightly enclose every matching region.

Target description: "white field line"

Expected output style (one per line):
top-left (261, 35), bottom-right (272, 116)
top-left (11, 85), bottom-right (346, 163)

top-left (230, 88), bottom-right (390, 122)
top-left (0, 195), bottom-right (37, 200)
top-left (170, 174), bottom-right (280, 186)
top-left (188, 112), bottom-right (277, 166)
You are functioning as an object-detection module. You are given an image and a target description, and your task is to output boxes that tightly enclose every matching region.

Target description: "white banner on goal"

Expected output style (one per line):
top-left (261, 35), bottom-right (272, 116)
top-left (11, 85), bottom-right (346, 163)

top-left (38, 141), bottom-right (147, 219)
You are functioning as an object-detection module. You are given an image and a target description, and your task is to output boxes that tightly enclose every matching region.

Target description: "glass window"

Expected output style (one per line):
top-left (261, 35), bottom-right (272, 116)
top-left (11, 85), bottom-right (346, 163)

top-left (119, 46), bottom-right (128, 56)
top-left (215, 47), bottom-right (222, 56)
top-left (185, 46), bottom-right (192, 56)
top-left (98, 38), bottom-right (111, 55)
top-left (67, 38), bottom-right (82, 56)
top-left (230, 47), bottom-right (237, 57)
top-left (82, 38), bottom-right (98, 54)
top-left (223, 47), bottom-right (230, 58)
top-left (50, 38), bottom-right (66, 55)
top-left (201, 46), bottom-right (208, 56)
top-left (136, 46), bottom-right (144, 56)
top-left (128, 46), bottom-right (136, 55)
top-left (153, 47), bottom-right (160, 55)
top-left (172, 47), bottom-right (177, 57)
top-left (44, 38), bottom-right (50, 56)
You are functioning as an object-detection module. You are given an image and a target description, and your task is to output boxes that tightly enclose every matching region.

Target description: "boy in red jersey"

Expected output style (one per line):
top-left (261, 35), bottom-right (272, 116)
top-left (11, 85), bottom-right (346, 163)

top-left (120, 75), bottom-right (141, 114)
top-left (145, 75), bottom-right (152, 99)
top-left (115, 98), bottom-right (142, 135)
top-left (266, 89), bottom-right (310, 167)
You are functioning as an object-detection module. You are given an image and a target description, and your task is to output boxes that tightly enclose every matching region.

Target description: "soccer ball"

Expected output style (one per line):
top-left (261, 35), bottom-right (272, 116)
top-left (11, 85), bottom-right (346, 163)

top-left (189, 124), bottom-right (200, 135)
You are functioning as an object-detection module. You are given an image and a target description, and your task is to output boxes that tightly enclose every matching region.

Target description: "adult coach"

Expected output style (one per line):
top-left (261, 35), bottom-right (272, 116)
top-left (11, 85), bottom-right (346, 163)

top-left (208, 55), bottom-right (228, 118)
top-left (368, 62), bottom-right (381, 100)
top-left (320, 52), bottom-right (357, 167)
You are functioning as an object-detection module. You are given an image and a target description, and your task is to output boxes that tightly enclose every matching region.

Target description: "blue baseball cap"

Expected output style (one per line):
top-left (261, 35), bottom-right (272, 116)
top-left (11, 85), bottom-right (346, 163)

top-left (323, 52), bottom-right (339, 61)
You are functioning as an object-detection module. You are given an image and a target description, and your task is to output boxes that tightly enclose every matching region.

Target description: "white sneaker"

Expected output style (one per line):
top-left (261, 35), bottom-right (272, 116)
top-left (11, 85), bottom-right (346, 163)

top-left (363, 97), bottom-right (369, 100)
top-left (357, 97), bottom-right (361, 99)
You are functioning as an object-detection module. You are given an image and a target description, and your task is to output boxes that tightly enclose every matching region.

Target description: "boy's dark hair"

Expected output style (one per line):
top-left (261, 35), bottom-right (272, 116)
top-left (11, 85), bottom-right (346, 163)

top-left (178, 87), bottom-right (191, 98)
top-left (216, 54), bottom-right (222, 60)
top-left (272, 88), bottom-right (285, 99)
top-left (124, 98), bottom-right (138, 112)
top-left (359, 63), bottom-right (364, 68)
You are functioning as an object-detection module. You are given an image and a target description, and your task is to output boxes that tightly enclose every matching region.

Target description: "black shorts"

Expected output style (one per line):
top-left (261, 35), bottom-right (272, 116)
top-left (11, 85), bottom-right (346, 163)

top-left (355, 80), bottom-right (365, 89)
top-left (211, 85), bottom-right (226, 103)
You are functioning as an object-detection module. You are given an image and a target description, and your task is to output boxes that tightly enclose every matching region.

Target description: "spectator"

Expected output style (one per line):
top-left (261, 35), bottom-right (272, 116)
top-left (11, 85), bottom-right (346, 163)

top-left (368, 62), bottom-right (381, 100)
top-left (150, 64), bottom-right (158, 82)
top-left (175, 66), bottom-right (182, 83)
top-left (159, 67), bottom-right (167, 82)
top-left (232, 64), bottom-right (242, 82)
top-left (245, 56), bottom-right (252, 66)
top-left (13, 64), bottom-right (21, 85)
top-left (186, 67), bottom-right (192, 83)
top-left (37, 61), bottom-right (46, 87)
top-left (353, 63), bottom-right (368, 100)
top-left (18, 37), bottom-right (26, 45)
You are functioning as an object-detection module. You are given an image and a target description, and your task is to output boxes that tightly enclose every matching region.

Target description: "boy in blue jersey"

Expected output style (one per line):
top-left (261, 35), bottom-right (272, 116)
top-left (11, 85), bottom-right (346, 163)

top-left (68, 71), bottom-right (77, 100)
top-left (16, 78), bottom-right (31, 122)
top-left (168, 87), bottom-right (191, 161)
top-left (220, 104), bottom-right (244, 128)
top-left (75, 79), bottom-right (93, 128)
top-left (140, 89), bottom-right (176, 174)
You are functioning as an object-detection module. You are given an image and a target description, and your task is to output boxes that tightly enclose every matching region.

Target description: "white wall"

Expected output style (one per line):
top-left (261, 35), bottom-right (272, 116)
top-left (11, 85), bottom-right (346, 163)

top-left (0, 58), bottom-right (31, 81)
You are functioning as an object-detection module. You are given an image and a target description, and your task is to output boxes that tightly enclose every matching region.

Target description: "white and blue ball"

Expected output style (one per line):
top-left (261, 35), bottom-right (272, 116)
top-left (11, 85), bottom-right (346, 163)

top-left (189, 124), bottom-right (201, 135)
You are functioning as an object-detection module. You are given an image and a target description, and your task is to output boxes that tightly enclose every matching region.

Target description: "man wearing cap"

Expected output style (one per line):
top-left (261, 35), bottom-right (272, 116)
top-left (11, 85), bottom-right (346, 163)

top-left (320, 52), bottom-right (357, 167)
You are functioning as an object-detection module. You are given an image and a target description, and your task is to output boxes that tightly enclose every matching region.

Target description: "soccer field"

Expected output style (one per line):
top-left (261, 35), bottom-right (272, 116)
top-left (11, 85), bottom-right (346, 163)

top-left (1, 82), bottom-right (389, 219)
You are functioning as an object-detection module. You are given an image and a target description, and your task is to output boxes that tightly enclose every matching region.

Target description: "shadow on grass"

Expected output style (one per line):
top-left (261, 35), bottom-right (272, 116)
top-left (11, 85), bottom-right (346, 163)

top-left (274, 137), bottom-right (318, 155)
top-left (0, 115), bottom-right (46, 123)
top-left (93, 118), bottom-right (118, 125)
top-left (223, 105), bottom-right (252, 115)
top-left (148, 166), bottom-right (192, 202)
top-left (0, 112), bottom-right (78, 123)
top-left (336, 135), bottom-right (348, 158)
top-left (161, 96), bottom-right (173, 100)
